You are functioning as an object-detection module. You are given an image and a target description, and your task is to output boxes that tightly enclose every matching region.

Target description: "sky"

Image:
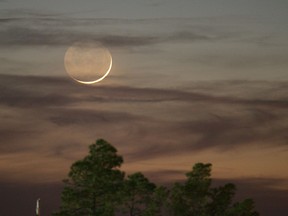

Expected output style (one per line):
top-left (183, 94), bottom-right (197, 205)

top-left (0, 0), bottom-right (288, 215)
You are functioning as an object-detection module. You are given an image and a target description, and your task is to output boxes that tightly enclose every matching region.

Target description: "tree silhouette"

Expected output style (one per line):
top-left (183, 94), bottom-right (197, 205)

top-left (119, 172), bottom-right (156, 216)
top-left (207, 183), bottom-right (236, 215)
top-left (143, 186), bottom-right (169, 216)
top-left (54, 139), bottom-right (259, 216)
top-left (169, 163), bottom-right (212, 216)
top-left (168, 163), bottom-right (259, 216)
top-left (53, 139), bottom-right (124, 216)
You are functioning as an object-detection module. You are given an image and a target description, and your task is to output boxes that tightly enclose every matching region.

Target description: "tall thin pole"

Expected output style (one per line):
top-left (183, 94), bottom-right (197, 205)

top-left (36, 198), bottom-right (40, 216)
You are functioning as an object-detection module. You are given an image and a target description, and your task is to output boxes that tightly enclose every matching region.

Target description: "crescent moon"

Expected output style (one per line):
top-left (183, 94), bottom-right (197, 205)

top-left (64, 41), bottom-right (112, 84)
top-left (72, 56), bottom-right (112, 85)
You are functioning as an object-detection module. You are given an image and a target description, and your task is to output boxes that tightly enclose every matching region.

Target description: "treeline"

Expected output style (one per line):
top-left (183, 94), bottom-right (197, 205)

top-left (53, 139), bottom-right (259, 216)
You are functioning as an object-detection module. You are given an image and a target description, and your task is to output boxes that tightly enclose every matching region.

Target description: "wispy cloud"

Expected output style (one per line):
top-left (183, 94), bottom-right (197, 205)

top-left (0, 76), bottom-right (287, 215)
top-left (1, 74), bottom-right (288, 158)
top-left (0, 26), bottom-right (213, 47)
top-left (0, 11), bottom-right (228, 48)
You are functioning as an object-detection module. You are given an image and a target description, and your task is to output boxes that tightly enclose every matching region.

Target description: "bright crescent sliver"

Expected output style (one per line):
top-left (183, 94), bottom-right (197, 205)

top-left (72, 54), bottom-right (112, 85)
top-left (64, 42), bottom-right (112, 84)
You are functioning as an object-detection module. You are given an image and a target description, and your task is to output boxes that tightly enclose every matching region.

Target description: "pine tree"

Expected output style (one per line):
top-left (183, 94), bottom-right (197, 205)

top-left (53, 139), bottom-right (124, 216)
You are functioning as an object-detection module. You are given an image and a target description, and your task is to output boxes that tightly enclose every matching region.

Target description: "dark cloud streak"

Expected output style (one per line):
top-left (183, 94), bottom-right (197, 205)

top-left (0, 13), bottom-right (222, 48)
top-left (0, 26), bottom-right (212, 47)
top-left (0, 74), bottom-right (288, 170)
top-left (1, 74), bottom-right (288, 109)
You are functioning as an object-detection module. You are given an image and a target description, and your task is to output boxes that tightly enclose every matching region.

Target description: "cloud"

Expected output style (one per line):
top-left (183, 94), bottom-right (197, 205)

top-left (189, 52), bottom-right (288, 70)
top-left (0, 74), bottom-right (287, 199)
top-left (0, 12), bottom-right (223, 48)
top-left (0, 18), bottom-right (17, 23)
top-left (0, 26), bottom-right (212, 48)
top-left (1, 74), bottom-right (288, 156)
top-left (49, 108), bottom-right (139, 126)
top-left (0, 26), bottom-right (158, 47)
top-left (2, 74), bottom-right (288, 110)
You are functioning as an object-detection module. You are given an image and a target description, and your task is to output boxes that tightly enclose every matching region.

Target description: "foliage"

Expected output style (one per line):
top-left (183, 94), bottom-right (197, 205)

top-left (53, 139), bottom-right (124, 216)
top-left (54, 139), bottom-right (259, 216)
top-left (228, 199), bottom-right (260, 216)
top-left (143, 186), bottom-right (169, 216)
top-left (169, 163), bottom-right (212, 216)
top-left (118, 172), bottom-right (156, 216)
top-left (207, 183), bottom-right (236, 215)
top-left (168, 163), bottom-right (259, 216)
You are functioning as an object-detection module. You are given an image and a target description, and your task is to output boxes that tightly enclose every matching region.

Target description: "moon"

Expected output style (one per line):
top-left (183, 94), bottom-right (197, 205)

top-left (64, 41), bottom-right (112, 84)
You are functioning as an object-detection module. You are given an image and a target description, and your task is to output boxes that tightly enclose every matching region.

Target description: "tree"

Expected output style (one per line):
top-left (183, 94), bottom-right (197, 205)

top-left (143, 186), bottom-right (169, 216)
top-left (228, 199), bottom-right (259, 216)
top-left (168, 163), bottom-right (259, 216)
top-left (53, 139), bottom-right (124, 216)
top-left (169, 163), bottom-right (212, 216)
top-left (119, 172), bottom-right (156, 216)
top-left (54, 140), bottom-right (259, 216)
top-left (207, 183), bottom-right (236, 216)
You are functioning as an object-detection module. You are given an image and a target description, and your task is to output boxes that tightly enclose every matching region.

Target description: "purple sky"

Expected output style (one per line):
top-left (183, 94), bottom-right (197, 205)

top-left (0, 1), bottom-right (288, 215)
